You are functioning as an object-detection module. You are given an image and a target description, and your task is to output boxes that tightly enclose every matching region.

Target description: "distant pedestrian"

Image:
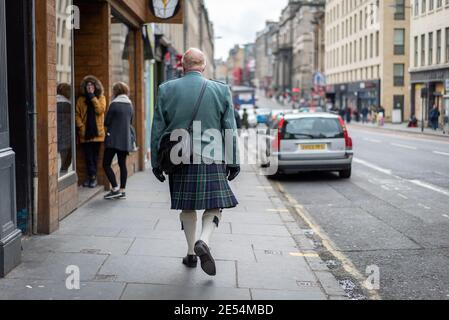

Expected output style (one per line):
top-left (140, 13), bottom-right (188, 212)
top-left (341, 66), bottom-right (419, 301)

top-left (75, 75), bottom-right (106, 188)
top-left (234, 104), bottom-right (243, 130)
top-left (103, 82), bottom-right (135, 200)
top-left (429, 105), bottom-right (440, 131)
top-left (151, 48), bottom-right (240, 276)
top-left (242, 108), bottom-right (250, 130)
top-left (361, 106), bottom-right (369, 124)
top-left (346, 107), bottom-right (352, 123)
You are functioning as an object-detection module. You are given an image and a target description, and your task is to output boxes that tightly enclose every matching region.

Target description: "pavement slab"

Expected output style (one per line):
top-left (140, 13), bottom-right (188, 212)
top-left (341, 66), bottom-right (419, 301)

top-left (0, 168), bottom-right (342, 300)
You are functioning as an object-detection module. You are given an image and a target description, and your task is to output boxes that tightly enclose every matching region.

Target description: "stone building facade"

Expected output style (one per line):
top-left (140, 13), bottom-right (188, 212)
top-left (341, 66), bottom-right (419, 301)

top-left (409, 0), bottom-right (449, 126)
top-left (325, 0), bottom-right (411, 123)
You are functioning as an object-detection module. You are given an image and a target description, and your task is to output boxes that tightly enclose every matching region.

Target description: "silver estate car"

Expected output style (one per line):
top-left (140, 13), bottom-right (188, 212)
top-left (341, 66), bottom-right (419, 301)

top-left (260, 113), bottom-right (353, 179)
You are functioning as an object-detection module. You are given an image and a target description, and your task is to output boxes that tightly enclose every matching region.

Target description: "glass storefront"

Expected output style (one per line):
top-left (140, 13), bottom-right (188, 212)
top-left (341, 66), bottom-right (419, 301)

top-left (56, 0), bottom-right (75, 180)
top-left (111, 16), bottom-right (135, 90)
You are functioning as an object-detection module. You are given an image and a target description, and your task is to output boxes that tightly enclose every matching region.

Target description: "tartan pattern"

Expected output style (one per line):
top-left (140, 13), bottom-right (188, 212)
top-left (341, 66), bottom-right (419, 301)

top-left (169, 164), bottom-right (238, 211)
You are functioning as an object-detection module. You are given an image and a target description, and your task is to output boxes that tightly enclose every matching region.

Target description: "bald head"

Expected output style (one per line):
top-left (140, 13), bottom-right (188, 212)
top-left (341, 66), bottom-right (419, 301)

top-left (182, 48), bottom-right (207, 73)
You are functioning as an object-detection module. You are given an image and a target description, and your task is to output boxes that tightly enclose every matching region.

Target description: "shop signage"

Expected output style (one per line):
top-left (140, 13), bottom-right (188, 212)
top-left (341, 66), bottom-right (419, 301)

top-left (148, 0), bottom-right (183, 24)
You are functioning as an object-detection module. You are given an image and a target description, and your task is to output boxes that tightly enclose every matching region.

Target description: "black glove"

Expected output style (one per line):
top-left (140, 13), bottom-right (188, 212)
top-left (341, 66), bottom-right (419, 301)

top-left (86, 92), bottom-right (95, 100)
top-left (227, 166), bottom-right (241, 182)
top-left (152, 168), bottom-right (166, 183)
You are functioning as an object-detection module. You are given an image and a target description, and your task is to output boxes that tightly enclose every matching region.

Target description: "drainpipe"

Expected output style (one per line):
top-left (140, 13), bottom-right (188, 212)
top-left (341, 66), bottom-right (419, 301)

top-left (31, 0), bottom-right (38, 235)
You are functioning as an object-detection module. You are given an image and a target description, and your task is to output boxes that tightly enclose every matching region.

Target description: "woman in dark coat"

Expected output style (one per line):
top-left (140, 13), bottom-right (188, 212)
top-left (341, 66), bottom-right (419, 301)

top-left (103, 82), bottom-right (135, 200)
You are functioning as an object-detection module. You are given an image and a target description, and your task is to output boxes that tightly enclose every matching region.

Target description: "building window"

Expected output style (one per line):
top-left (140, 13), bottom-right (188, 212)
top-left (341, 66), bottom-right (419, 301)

top-left (415, 0), bottom-right (419, 15)
top-left (394, 29), bottom-right (405, 55)
top-left (421, 34), bottom-right (426, 65)
top-left (360, 38), bottom-right (363, 61)
top-left (376, 31), bottom-right (380, 57)
top-left (395, 0), bottom-right (406, 20)
top-left (422, 0), bottom-right (426, 13)
top-left (414, 36), bottom-right (419, 67)
top-left (370, 33), bottom-right (374, 58)
top-left (436, 30), bottom-right (441, 64)
top-left (446, 27), bottom-right (449, 62)
top-left (428, 32), bottom-right (433, 65)
top-left (394, 64), bottom-right (405, 86)
top-left (365, 35), bottom-right (368, 59)
top-left (429, 0), bottom-right (434, 10)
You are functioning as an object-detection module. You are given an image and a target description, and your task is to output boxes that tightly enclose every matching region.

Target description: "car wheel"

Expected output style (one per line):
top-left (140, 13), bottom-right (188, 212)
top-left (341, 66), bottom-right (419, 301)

top-left (267, 170), bottom-right (282, 180)
top-left (339, 168), bottom-right (352, 179)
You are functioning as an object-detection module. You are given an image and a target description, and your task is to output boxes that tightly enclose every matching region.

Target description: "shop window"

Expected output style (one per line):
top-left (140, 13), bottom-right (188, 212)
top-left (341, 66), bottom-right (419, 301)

top-left (111, 17), bottom-right (135, 87)
top-left (56, 0), bottom-right (75, 180)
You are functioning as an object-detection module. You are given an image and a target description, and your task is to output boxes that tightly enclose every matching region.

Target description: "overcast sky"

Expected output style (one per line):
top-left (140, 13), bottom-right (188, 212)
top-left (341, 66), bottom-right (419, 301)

top-left (205, 0), bottom-right (288, 60)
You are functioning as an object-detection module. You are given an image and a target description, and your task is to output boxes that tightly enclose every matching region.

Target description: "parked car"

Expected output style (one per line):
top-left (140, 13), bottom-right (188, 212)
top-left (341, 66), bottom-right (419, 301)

top-left (260, 113), bottom-right (353, 179)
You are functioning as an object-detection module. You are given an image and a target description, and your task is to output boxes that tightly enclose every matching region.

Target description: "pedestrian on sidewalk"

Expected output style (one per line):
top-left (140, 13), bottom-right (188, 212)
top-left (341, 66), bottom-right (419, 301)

top-left (429, 105), bottom-right (440, 131)
top-left (151, 48), bottom-right (240, 277)
top-left (103, 82), bottom-right (135, 200)
top-left (361, 106), bottom-right (369, 124)
top-left (75, 75), bottom-right (107, 188)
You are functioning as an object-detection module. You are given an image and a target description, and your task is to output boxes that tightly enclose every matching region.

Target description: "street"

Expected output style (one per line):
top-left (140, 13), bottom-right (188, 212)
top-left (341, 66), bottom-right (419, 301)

top-left (265, 114), bottom-right (449, 299)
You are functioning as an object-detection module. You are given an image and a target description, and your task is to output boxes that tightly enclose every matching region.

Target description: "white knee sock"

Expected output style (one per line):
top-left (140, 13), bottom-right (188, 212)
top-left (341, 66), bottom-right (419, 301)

top-left (200, 209), bottom-right (222, 246)
top-left (180, 210), bottom-right (197, 255)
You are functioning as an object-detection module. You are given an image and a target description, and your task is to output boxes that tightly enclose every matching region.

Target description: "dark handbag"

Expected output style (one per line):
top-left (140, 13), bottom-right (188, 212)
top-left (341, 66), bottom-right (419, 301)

top-left (157, 80), bottom-right (208, 174)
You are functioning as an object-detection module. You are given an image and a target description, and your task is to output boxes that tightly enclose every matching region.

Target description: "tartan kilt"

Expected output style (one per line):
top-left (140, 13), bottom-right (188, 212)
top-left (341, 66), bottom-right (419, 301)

top-left (169, 164), bottom-right (238, 211)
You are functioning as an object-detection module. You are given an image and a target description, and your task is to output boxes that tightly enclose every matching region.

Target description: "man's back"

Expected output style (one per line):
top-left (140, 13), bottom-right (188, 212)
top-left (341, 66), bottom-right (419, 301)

top-left (151, 71), bottom-right (238, 168)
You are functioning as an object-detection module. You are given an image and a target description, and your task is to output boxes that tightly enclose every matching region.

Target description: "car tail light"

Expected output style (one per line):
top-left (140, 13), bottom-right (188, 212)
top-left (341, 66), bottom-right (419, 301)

top-left (338, 117), bottom-right (353, 151)
top-left (271, 118), bottom-right (285, 152)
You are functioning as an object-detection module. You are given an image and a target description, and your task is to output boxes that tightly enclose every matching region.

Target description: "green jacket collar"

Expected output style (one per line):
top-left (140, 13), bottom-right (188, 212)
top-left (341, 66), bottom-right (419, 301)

top-left (184, 71), bottom-right (204, 79)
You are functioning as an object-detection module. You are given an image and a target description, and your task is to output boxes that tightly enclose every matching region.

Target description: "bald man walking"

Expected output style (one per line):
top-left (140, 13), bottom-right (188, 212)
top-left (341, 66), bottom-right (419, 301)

top-left (151, 48), bottom-right (240, 276)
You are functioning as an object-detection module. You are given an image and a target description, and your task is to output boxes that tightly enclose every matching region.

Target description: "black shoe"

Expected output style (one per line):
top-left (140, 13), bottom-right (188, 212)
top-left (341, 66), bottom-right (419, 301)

top-left (182, 255), bottom-right (198, 268)
top-left (194, 240), bottom-right (216, 276)
top-left (83, 180), bottom-right (90, 188)
top-left (118, 192), bottom-right (127, 200)
top-left (104, 190), bottom-right (121, 200)
top-left (89, 178), bottom-right (98, 188)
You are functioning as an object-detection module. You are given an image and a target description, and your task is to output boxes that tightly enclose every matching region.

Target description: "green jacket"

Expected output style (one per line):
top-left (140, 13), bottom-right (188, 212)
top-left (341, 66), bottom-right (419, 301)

top-left (151, 72), bottom-right (239, 169)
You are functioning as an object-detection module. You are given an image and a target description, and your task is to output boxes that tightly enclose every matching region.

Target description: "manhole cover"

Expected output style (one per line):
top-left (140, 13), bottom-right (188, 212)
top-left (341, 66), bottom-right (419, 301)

top-left (297, 281), bottom-right (318, 288)
top-left (264, 250), bottom-right (282, 256)
top-left (94, 274), bottom-right (117, 281)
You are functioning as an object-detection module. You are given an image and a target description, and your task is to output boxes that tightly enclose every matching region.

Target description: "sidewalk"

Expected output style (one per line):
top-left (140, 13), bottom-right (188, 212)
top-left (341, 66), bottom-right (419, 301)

top-left (0, 165), bottom-right (347, 300)
top-left (349, 121), bottom-right (449, 138)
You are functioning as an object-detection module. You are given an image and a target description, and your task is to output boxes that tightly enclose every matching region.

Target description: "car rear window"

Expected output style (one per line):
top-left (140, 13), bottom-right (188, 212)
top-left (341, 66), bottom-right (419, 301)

top-left (283, 118), bottom-right (344, 139)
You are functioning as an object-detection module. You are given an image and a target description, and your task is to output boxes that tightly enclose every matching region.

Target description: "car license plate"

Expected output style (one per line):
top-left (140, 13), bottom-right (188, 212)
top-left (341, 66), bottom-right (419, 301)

top-left (300, 144), bottom-right (327, 151)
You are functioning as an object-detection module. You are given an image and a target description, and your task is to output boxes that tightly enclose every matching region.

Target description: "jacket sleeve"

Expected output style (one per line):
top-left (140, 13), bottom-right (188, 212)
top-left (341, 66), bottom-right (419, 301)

top-left (92, 95), bottom-right (107, 115)
top-left (75, 98), bottom-right (84, 129)
top-left (151, 86), bottom-right (168, 169)
top-left (104, 103), bottom-right (114, 127)
top-left (221, 86), bottom-right (240, 167)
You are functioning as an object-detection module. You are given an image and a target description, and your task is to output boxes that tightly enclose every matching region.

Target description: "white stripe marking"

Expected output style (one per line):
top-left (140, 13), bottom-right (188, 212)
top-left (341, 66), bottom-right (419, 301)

top-left (353, 158), bottom-right (392, 175)
top-left (391, 143), bottom-right (417, 150)
top-left (354, 158), bottom-right (449, 198)
top-left (364, 138), bottom-right (382, 143)
top-left (442, 214), bottom-right (449, 220)
top-left (410, 180), bottom-right (449, 197)
top-left (418, 203), bottom-right (431, 210)
top-left (433, 151), bottom-right (449, 157)
top-left (398, 193), bottom-right (408, 200)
